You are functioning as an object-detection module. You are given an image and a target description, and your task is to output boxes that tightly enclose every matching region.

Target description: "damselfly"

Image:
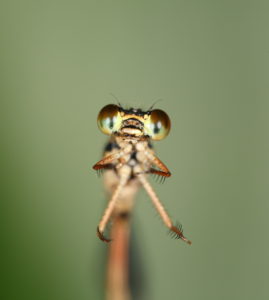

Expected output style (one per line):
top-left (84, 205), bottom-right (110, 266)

top-left (93, 104), bottom-right (191, 299)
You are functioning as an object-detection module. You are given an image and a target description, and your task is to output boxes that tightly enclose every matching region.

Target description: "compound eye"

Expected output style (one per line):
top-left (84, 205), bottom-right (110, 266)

top-left (146, 109), bottom-right (171, 140)
top-left (97, 104), bottom-right (121, 135)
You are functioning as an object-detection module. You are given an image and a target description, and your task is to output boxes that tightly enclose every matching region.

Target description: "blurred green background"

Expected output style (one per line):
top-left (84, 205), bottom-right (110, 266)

top-left (1, 1), bottom-right (269, 299)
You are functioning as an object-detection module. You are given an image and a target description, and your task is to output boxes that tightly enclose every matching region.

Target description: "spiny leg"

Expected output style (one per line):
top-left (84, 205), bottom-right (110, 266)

top-left (145, 152), bottom-right (172, 177)
top-left (137, 173), bottom-right (191, 245)
top-left (97, 165), bottom-right (131, 243)
top-left (97, 182), bottom-right (126, 243)
top-left (93, 143), bottom-right (133, 171)
top-left (93, 152), bottom-right (122, 170)
top-left (149, 168), bottom-right (171, 184)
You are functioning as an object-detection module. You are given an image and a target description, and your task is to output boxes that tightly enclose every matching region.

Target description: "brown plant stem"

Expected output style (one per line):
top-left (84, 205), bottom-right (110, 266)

top-left (106, 216), bottom-right (131, 300)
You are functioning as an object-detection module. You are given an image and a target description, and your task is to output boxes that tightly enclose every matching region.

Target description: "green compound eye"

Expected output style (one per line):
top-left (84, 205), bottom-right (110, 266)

top-left (144, 109), bottom-right (171, 140)
top-left (97, 104), bottom-right (122, 135)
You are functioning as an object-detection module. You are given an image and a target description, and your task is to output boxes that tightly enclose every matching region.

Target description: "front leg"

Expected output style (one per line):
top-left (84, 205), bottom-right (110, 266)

top-left (93, 152), bottom-right (123, 170)
top-left (149, 168), bottom-right (171, 178)
top-left (144, 151), bottom-right (172, 177)
top-left (136, 171), bottom-right (191, 245)
top-left (93, 142), bottom-right (133, 171)
top-left (96, 165), bottom-right (132, 243)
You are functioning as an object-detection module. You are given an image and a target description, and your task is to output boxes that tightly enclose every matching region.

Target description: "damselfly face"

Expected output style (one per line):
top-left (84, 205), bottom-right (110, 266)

top-left (97, 104), bottom-right (171, 140)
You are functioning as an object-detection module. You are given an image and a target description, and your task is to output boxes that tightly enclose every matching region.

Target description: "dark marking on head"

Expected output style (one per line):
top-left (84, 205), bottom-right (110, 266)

top-left (119, 106), bottom-right (151, 117)
top-left (122, 118), bottom-right (144, 130)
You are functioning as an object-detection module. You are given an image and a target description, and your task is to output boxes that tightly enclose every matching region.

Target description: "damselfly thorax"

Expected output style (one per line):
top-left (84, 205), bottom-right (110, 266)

top-left (93, 104), bottom-right (191, 245)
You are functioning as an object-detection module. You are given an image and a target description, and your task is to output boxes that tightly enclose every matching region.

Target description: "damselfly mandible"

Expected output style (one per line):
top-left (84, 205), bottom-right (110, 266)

top-left (93, 104), bottom-right (191, 245)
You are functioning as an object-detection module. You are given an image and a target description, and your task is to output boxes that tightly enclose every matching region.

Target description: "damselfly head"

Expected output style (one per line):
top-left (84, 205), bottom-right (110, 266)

top-left (97, 104), bottom-right (171, 140)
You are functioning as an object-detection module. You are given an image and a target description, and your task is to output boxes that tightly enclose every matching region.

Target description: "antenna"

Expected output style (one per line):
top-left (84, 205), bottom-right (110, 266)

top-left (148, 98), bottom-right (163, 111)
top-left (109, 93), bottom-right (122, 108)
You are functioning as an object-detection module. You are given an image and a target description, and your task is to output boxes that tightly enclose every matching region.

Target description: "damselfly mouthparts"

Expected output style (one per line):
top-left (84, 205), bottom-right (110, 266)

top-left (93, 104), bottom-right (191, 245)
